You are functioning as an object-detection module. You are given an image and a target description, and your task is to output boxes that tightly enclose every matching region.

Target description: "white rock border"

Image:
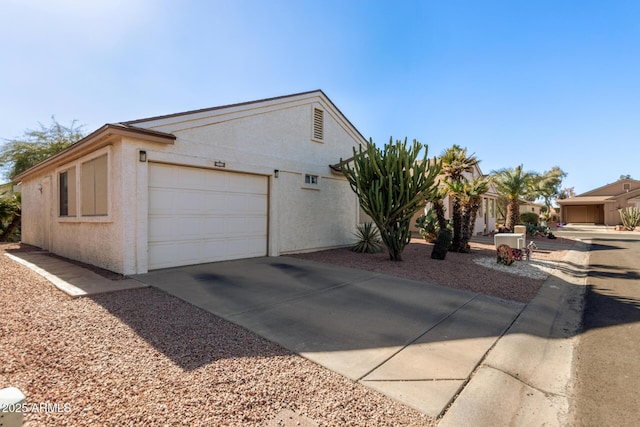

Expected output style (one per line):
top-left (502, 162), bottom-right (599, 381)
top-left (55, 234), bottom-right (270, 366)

top-left (472, 257), bottom-right (560, 280)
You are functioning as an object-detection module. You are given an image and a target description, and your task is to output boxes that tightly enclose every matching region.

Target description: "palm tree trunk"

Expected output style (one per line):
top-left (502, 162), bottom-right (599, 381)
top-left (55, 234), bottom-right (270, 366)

top-left (433, 200), bottom-right (447, 231)
top-left (507, 199), bottom-right (520, 230)
top-left (450, 196), bottom-right (462, 252)
top-left (468, 203), bottom-right (481, 240)
top-left (459, 204), bottom-right (471, 253)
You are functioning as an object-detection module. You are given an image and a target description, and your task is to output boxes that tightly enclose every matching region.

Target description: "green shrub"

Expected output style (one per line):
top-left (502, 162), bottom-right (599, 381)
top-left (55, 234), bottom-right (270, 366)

top-left (520, 211), bottom-right (539, 225)
top-left (525, 224), bottom-right (549, 237)
top-left (352, 222), bottom-right (383, 253)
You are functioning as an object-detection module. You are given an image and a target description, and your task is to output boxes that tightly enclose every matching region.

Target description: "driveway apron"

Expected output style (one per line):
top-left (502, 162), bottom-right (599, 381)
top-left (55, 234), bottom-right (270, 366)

top-left (134, 256), bottom-right (523, 417)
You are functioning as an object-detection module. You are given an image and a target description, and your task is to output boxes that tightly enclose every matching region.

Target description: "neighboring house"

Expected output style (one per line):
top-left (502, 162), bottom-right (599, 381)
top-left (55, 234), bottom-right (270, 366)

top-left (557, 178), bottom-right (640, 225)
top-left (13, 90), bottom-right (366, 274)
top-left (519, 201), bottom-right (544, 216)
top-left (0, 182), bottom-right (14, 194)
top-left (412, 163), bottom-right (499, 236)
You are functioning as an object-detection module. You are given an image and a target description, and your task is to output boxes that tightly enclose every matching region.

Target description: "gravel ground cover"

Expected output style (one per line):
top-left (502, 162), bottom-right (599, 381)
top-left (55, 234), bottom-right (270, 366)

top-left (287, 236), bottom-right (575, 304)
top-left (0, 243), bottom-right (435, 427)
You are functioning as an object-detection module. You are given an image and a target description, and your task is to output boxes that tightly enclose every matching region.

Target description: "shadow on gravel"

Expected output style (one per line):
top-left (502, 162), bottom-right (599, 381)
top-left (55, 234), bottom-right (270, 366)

top-left (89, 287), bottom-right (291, 371)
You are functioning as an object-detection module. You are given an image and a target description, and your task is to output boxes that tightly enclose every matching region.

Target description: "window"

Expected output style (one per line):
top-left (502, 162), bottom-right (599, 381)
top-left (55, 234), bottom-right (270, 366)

top-left (305, 174), bottom-right (318, 185)
top-left (81, 154), bottom-right (108, 216)
top-left (312, 108), bottom-right (324, 141)
top-left (624, 183), bottom-right (631, 191)
top-left (59, 167), bottom-right (76, 216)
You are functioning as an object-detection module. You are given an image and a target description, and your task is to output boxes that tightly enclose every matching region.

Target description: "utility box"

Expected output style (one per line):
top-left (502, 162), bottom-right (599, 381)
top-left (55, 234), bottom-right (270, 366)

top-left (494, 233), bottom-right (526, 250)
top-left (0, 387), bottom-right (25, 427)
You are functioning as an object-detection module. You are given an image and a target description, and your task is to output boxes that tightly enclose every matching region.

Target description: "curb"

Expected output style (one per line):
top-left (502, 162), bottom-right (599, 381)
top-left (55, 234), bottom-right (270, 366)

top-left (439, 241), bottom-right (589, 426)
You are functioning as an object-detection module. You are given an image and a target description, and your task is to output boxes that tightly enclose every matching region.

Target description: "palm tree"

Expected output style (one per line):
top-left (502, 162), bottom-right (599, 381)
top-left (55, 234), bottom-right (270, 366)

top-left (459, 176), bottom-right (490, 252)
top-left (440, 145), bottom-right (479, 252)
top-left (492, 165), bottom-right (535, 230)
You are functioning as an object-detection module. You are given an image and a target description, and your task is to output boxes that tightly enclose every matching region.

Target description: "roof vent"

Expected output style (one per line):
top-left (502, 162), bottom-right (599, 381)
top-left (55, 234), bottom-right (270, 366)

top-left (313, 108), bottom-right (324, 141)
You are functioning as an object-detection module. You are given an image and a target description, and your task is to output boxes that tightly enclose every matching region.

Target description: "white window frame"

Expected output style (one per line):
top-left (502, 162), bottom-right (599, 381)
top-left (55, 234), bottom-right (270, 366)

top-left (302, 173), bottom-right (321, 190)
top-left (55, 146), bottom-right (112, 223)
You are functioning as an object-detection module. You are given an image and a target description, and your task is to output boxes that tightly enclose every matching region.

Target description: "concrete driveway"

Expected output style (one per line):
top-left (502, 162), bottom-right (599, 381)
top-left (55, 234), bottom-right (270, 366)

top-left (133, 256), bottom-right (524, 417)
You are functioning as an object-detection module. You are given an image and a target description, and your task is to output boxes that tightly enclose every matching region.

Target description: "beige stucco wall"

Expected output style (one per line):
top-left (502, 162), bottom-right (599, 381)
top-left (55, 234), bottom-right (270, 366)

top-left (277, 171), bottom-right (358, 253)
top-left (20, 143), bottom-right (128, 273)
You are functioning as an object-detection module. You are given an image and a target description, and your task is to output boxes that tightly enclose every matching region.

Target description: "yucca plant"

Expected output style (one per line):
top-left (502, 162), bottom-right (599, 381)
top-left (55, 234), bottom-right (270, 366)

top-left (619, 207), bottom-right (640, 231)
top-left (352, 222), bottom-right (383, 253)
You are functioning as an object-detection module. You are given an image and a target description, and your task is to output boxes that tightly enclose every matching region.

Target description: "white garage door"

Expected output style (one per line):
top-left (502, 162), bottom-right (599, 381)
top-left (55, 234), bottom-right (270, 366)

top-left (148, 163), bottom-right (268, 270)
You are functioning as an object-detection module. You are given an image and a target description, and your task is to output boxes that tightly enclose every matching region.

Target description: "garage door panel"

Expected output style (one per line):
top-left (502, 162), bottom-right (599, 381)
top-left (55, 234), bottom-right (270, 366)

top-left (227, 174), bottom-right (267, 193)
top-left (231, 217), bottom-right (267, 234)
top-left (148, 164), bottom-right (268, 270)
top-left (149, 241), bottom-right (203, 269)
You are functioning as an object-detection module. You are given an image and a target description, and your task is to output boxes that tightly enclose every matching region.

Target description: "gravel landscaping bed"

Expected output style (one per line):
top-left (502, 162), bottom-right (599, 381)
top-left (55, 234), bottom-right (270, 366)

top-left (287, 236), bottom-right (575, 304)
top-left (0, 243), bottom-right (435, 427)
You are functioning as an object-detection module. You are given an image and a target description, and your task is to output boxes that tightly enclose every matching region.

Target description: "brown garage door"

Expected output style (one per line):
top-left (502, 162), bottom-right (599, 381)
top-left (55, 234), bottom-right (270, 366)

top-left (565, 205), bottom-right (604, 224)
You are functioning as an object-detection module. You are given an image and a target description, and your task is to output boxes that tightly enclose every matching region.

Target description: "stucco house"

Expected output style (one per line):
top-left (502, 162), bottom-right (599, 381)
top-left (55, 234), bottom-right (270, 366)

top-left (557, 178), bottom-right (640, 225)
top-left (519, 201), bottom-right (544, 216)
top-left (13, 90), bottom-right (366, 275)
top-left (411, 163), bottom-right (499, 236)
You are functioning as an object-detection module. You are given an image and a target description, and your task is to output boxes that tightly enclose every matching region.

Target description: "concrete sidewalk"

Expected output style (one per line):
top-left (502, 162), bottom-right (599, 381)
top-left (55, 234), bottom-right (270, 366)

top-left (4, 252), bottom-right (147, 297)
top-left (134, 257), bottom-right (525, 418)
top-left (439, 241), bottom-right (589, 426)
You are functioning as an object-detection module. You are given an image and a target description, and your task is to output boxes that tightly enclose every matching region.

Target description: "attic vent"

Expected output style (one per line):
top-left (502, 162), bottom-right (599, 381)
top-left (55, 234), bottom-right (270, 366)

top-left (313, 108), bottom-right (324, 141)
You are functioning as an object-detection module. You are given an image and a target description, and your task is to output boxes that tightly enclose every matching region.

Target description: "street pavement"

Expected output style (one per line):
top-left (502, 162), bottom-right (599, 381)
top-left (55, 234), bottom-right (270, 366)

top-left (562, 229), bottom-right (640, 426)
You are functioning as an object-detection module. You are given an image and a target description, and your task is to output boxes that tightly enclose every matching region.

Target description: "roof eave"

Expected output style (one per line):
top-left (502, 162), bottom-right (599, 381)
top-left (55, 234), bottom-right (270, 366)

top-left (12, 123), bottom-right (175, 181)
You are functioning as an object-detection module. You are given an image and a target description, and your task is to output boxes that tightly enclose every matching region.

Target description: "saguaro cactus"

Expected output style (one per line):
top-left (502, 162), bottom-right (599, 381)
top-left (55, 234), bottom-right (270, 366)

top-left (341, 137), bottom-right (441, 261)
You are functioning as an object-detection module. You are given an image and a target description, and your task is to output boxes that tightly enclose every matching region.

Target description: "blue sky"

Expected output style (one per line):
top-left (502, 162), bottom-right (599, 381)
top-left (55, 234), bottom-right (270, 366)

top-left (1, 0), bottom-right (638, 194)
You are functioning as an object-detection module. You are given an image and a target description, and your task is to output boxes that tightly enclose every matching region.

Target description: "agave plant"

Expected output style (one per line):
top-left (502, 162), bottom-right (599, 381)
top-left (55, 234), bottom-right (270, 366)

top-left (619, 207), bottom-right (640, 231)
top-left (352, 222), bottom-right (383, 253)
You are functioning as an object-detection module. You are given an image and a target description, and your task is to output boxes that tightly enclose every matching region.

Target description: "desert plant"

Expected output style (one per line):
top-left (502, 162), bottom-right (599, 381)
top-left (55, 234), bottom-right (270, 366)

top-left (341, 137), bottom-right (441, 261)
top-left (415, 208), bottom-right (440, 243)
top-left (525, 224), bottom-right (548, 237)
top-left (459, 176), bottom-right (490, 253)
top-left (492, 165), bottom-right (536, 230)
top-left (0, 192), bottom-right (21, 242)
top-left (619, 207), bottom-right (640, 231)
top-left (431, 228), bottom-right (452, 260)
top-left (520, 211), bottom-right (539, 225)
top-left (426, 186), bottom-right (449, 231)
top-left (352, 222), bottom-right (383, 253)
top-left (440, 145), bottom-right (479, 252)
